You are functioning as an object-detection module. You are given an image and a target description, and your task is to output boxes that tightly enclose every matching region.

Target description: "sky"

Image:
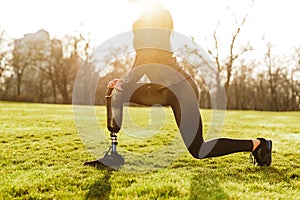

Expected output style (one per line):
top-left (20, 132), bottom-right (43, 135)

top-left (1, 0), bottom-right (300, 56)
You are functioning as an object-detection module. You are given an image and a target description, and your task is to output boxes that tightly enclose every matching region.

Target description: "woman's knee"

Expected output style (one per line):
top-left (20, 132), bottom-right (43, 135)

top-left (188, 145), bottom-right (205, 159)
top-left (188, 149), bottom-right (207, 159)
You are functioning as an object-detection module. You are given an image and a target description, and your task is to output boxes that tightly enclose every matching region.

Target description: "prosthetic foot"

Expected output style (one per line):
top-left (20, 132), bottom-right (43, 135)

top-left (84, 132), bottom-right (125, 169)
top-left (84, 87), bottom-right (125, 169)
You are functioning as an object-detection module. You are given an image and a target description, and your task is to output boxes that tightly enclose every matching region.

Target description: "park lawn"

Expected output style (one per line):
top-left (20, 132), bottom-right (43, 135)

top-left (0, 101), bottom-right (299, 200)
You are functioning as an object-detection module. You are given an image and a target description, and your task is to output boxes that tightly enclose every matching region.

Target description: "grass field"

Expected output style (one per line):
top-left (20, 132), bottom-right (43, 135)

top-left (0, 101), bottom-right (299, 200)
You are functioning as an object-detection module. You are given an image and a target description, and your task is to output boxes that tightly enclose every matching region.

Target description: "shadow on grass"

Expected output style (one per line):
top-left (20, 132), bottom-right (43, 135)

top-left (228, 165), bottom-right (292, 184)
top-left (85, 168), bottom-right (113, 200)
top-left (189, 170), bottom-right (230, 200)
top-left (188, 163), bottom-right (293, 200)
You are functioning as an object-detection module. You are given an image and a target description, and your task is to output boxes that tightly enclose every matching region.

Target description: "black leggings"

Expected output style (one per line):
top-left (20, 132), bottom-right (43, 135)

top-left (106, 77), bottom-right (253, 159)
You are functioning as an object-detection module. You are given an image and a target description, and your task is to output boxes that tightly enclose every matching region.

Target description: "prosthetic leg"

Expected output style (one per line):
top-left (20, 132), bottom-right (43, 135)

top-left (102, 88), bottom-right (125, 167)
top-left (84, 88), bottom-right (125, 169)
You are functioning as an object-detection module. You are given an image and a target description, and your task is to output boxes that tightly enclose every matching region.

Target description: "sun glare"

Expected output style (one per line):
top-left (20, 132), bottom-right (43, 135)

top-left (131, 0), bottom-right (164, 12)
top-left (1, 0), bottom-right (300, 51)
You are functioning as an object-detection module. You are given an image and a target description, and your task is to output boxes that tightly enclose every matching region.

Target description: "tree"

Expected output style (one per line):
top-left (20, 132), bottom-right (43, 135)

top-left (11, 30), bottom-right (52, 102)
top-left (264, 43), bottom-right (278, 111)
top-left (228, 59), bottom-right (256, 110)
top-left (12, 39), bottom-right (30, 97)
top-left (0, 27), bottom-right (14, 98)
top-left (207, 17), bottom-right (253, 105)
top-left (52, 34), bottom-right (91, 103)
top-left (8, 29), bottom-right (91, 103)
top-left (291, 47), bottom-right (300, 110)
top-left (176, 15), bottom-right (252, 109)
top-left (0, 28), bottom-right (5, 78)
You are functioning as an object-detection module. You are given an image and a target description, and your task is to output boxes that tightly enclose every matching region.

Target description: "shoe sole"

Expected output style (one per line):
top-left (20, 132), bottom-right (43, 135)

top-left (266, 140), bottom-right (272, 166)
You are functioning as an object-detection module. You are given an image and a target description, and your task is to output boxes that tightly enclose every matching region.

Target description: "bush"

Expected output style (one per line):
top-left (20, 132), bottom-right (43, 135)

top-left (0, 95), bottom-right (38, 103)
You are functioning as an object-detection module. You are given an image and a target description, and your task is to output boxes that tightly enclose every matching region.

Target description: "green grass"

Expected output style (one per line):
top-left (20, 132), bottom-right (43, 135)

top-left (0, 101), bottom-right (299, 200)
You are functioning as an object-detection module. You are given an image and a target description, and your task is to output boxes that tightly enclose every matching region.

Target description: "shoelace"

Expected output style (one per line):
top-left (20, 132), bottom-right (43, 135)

top-left (249, 153), bottom-right (256, 165)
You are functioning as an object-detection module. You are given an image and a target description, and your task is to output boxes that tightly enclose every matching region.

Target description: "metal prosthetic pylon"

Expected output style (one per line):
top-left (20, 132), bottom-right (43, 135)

top-left (106, 131), bottom-right (125, 168)
top-left (111, 132), bottom-right (118, 152)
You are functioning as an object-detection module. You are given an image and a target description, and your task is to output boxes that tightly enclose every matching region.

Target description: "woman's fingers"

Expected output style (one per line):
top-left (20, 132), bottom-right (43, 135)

top-left (107, 79), bottom-right (123, 91)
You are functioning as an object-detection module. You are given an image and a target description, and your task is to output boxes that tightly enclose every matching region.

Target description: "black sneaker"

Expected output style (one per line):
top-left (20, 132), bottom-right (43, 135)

top-left (251, 138), bottom-right (272, 166)
top-left (84, 151), bottom-right (125, 169)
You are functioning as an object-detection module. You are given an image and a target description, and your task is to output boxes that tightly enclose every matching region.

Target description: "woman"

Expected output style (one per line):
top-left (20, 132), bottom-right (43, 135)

top-left (84, 0), bottom-right (272, 168)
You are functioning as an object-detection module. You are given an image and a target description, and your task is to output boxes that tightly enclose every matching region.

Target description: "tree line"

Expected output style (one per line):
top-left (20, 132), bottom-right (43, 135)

top-left (0, 29), bottom-right (90, 103)
top-left (0, 27), bottom-right (299, 111)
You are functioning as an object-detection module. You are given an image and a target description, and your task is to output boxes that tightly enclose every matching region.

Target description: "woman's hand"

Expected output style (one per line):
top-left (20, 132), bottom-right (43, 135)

top-left (107, 78), bottom-right (124, 91)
